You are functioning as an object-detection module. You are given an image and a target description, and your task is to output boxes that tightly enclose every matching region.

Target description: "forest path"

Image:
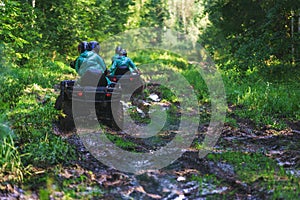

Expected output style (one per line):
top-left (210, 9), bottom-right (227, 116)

top-left (53, 83), bottom-right (300, 199)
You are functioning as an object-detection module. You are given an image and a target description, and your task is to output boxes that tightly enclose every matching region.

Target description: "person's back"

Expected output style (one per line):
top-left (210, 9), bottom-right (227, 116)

top-left (78, 50), bottom-right (106, 76)
top-left (75, 50), bottom-right (89, 73)
top-left (78, 41), bottom-right (106, 76)
top-left (78, 41), bottom-right (111, 86)
top-left (109, 49), bottom-right (139, 75)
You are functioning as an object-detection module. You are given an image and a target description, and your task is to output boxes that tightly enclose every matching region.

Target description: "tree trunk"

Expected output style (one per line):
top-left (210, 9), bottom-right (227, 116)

top-left (292, 10), bottom-right (294, 63)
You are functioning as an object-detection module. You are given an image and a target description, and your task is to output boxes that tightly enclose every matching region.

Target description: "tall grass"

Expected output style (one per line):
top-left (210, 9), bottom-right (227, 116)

top-left (223, 68), bottom-right (300, 129)
top-left (0, 120), bottom-right (27, 182)
top-left (133, 49), bottom-right (300, 129)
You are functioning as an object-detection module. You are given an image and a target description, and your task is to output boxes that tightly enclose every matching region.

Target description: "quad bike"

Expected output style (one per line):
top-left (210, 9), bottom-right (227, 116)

top-left (107, 66), bottom-right (144, 95)
top-left (54, 70), bottom-right (124, 131)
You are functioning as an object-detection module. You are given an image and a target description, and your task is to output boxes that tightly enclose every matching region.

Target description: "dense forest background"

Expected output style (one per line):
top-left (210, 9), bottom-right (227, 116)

top-left (1, 0), bottom-right (299, 67)
top-left (1, 0), bottom-right (300, 199)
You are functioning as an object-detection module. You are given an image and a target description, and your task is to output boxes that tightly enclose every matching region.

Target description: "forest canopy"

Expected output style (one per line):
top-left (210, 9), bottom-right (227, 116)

top-left (1, 0), bottom-right (299, 71)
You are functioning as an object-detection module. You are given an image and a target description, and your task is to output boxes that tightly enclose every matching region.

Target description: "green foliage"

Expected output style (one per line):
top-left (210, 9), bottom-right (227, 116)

top-left (191, 174), bottom-right (223, 194)
top-left (30, 0), bottom-right (134, 57)
top-left (105, 133), bottom-right (137, 150)
top-left (22, 135), bottom-right (76, 168)
top-left (0, 2), bottom-right (299, 198)
top-left (132, 49), bottom-right (189, 69)
top-left (0, 1), bottom-right (41, 64)
top-left (236, 83), bottom-right (299, 129)
top-left (140, 0), bottom-right (168, 28)
top-left (203, 0), bottom-right (300, 72)
top-left (181, 67), bottom-right (210, 103)
top-left (0, 54), bottom-right (77, 169)
top-left (127, 106), bottom-right (151, 124)
top-left (107, 0), bottom-right (134, 33)
top-left (0, 120), bottom-right (27, 182)
top-left (60, 175), bottom-right (104, 199)
top-left (6, 83), bottom-right (65, 143)
top-left (1, 0), bottom-right (134, 63)
top-left (133, 47), bottom-right (300, 129)
top-left (223, 69), bottom-right (300, 129)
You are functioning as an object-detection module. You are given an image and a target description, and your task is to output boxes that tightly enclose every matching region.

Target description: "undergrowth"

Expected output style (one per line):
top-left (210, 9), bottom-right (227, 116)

top-left (207, 151), bottom-right (300, 199)
top-left (223, 66), bottom-right (300, 129)
top-left (134, 49), bottom-right (300, 130)
top-left (0, 120), bottom-right (28, 182)
top-left (0, 57), bottom-right (77, 184)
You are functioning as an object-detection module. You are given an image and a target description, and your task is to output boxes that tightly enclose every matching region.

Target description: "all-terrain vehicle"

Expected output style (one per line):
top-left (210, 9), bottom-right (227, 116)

top-left (107, 66), bottom-right (144, 95)
top-left (55, 70), bottom-right (123, 131)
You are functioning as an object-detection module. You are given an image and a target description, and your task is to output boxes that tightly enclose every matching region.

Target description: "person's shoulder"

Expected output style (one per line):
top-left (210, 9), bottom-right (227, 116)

top-left (119, 55), bottom-right (126, 60)
top-left (114, 55), bottom-right (121, 59)
top-left (113, 56), bottom-right (122, 62)
top-left (80, 50), bottom-right (91, 57)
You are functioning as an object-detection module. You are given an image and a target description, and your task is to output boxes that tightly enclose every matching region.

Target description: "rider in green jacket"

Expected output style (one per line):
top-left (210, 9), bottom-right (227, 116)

top-left (70, 41), bottom-right (88, 72)
top-left (78, 41), bottom-right (106, 76)
top-left (109, 49), bottom-right (139, 75)
top-left (77, 41), bottom-right (111, 86)
top-left (111, 45), bottom-right (122, 64)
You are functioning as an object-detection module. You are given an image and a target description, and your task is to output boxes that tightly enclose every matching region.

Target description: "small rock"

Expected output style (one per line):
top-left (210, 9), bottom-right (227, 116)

top-left (149, 93), bottom-right (161, 102)
top-left (177, 176), bottom-right (186, 182)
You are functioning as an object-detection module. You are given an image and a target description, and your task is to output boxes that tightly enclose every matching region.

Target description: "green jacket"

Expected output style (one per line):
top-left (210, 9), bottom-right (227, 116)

top-left (111, 54), bottom-right (120, 64)
top-left (74, 50), bottom-right (88, 73)
top-left (109, 56), bottom-right (138, 75)
top-left (77, 51), bottom-right (111, 85)
top-left (78, 51), bottom-right (106, 76)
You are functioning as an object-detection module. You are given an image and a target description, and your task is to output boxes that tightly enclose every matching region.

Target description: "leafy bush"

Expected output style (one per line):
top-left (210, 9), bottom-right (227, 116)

top-left (0, 55), bottom-right (78, 170)
top-left (223, 69), bottom-right (300, 129)
top-left (22, 135), bottom-right (76, 168)
top-left (7, 84), bottom-right (59, 143)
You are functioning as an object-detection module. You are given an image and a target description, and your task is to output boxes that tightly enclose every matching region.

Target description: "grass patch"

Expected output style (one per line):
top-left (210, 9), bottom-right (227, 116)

top-left (207, 151), bottom-right (300, 199)
top-left (0, 118), bottom-right (30, 183)
top-left (223, 67), bottom-right (300, 129)
top-left (23, 169), bottom-right (104, 200)
top-left (105, 133), bottom-right (137, 150)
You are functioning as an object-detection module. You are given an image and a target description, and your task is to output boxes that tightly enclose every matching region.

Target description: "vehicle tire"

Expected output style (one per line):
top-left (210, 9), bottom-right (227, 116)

top-left (54, 94), bottom-right (63, 110)
top-left (133, 78), bottom-right (144, 95)
top-left (110, 102), bottom-right (124, 131)
top-left (59, 100), bottom-right (75, 131)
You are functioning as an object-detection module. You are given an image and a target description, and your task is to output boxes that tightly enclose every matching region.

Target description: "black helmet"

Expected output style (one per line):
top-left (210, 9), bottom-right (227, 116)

top-left (77, 41), bottom-right (88, 53)
top-left (119, 49), bottom-right (127, 56)
top-left (88, 41), bottom-right (99, 51)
